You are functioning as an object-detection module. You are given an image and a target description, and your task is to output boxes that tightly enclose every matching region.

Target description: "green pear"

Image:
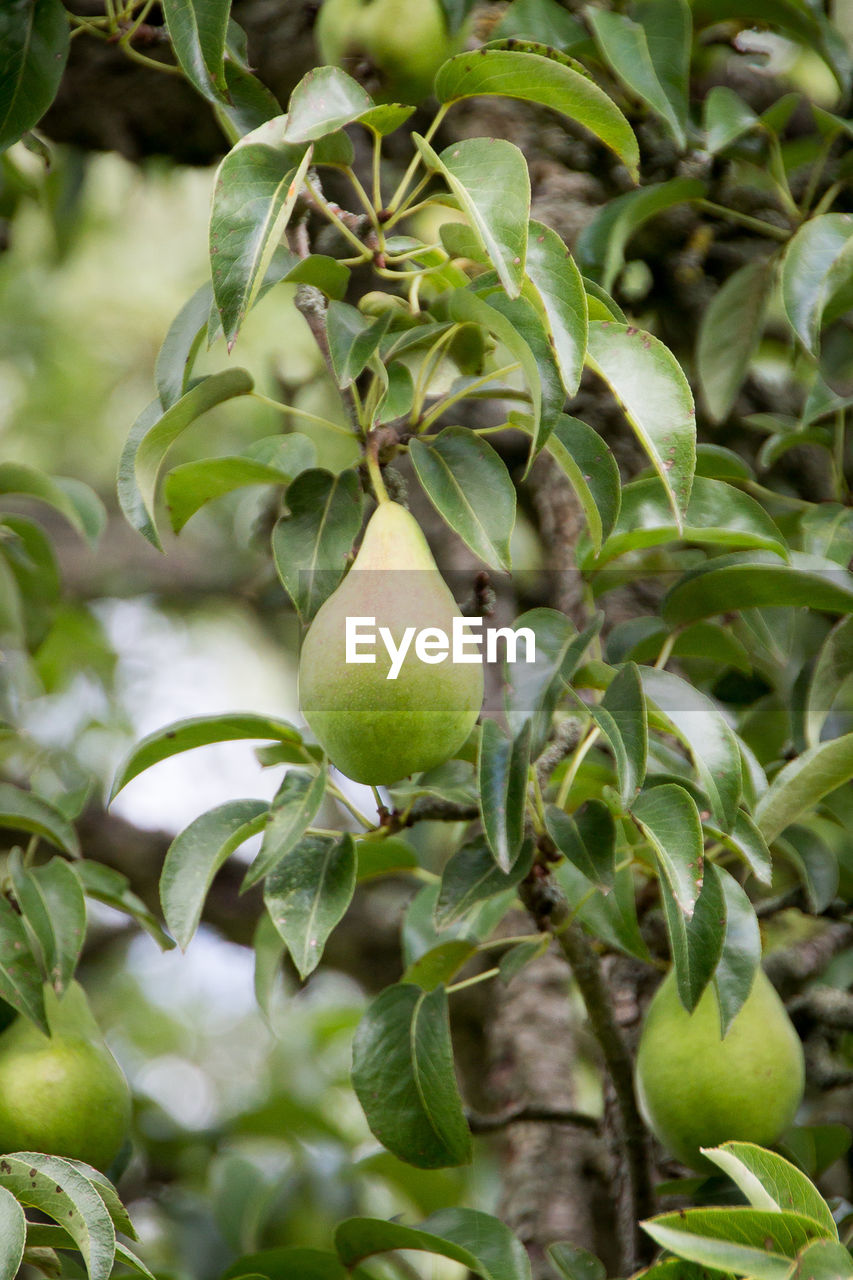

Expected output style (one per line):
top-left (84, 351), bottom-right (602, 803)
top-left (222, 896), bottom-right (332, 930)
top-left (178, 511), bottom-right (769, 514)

top-left (0, 982), bottom-right (131, 1171)
top-left (314, 0), bottom-right (459, 105)
top-left (635, 968), bottom-right (804, 1169)
top-left (298, 500), bottom-right (484, 784)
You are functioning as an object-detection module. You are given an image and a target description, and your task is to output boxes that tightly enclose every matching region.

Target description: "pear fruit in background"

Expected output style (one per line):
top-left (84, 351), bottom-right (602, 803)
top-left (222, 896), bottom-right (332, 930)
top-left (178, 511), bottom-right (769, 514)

top-left (314, 0), bottom-right (459, 105)
top-left (0, 982), bottom-right (131, 1171)
top-left (299, 501), bottom-right (483, 785)
top-left (635, 967), bottom-right (804, 1169)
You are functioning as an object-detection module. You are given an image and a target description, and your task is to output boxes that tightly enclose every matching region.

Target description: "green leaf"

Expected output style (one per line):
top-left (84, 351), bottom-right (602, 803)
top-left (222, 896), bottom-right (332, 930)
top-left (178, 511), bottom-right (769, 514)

top-left (111, 713), bottom-right (304, 799)
top-left (72, 861), bottom-right (174, 951)
top-left (222, 1247), bottom-right (354, 1280)
top-left (242, 766), bottom-right (327, 890)
top-left (117, 372), bottom-right (255, 549)
top-left (787, 1241), bottom-right (853, 1277)
top-left (661, 855), bottom-right (725, 1013)
top-left (263, 833), bottom-right (355, 979)
top-left (634, 783), bottom-right (703, 916)
top-left (805, 616), bottom-right (853, 748)
top-left (591, 662), bottom-right (646, 807)
top-left (0, 1153), bottom-right (116, 1280)
top-left (703, 84), bottom-right (759, 153)
top-left (0, 0), bottom-right (69, 154)
top-left (493, 0), bottom-right (587, 50)
top-left (781, 213), bottom-right (853, 355)
top-left (704, 811), bottom-right (772, 886)
top-left (504, 608), bottom-right (602, 753)
top-left (538, 415), bottom-right (620, 555)
top-left (0, 1184), bottom-right (26, 1280)
top-left (435, 835), bottom-right (533, 925)
top-left (547, 1241), bottom-right (606, 1280)
top-left (271, 468), bottom-right (364, 621)
top-left (435, 43), bottom-right (639, 179)
top-left (713, 865), bottom-right (761, 1033)
top-left (586, 5), bottom-right (687, 146)
top-left (155, 283), bottom-right (213, 409)
top-left (0, 782), bottom-right (79, 855)
top-left (525, 220), bottom-right (587, 395)
top-left (409, 428), bottom-right (515, 571)
top-left (640, 666), bottom-right (743, 830)
top-left (641, 1206), bottom-right (827, 1280)
top-left (0, 463), bottom-right (104, 547)
top-left (325, 302), bottom-right (391, 389)
top-left (415, 135), bottom-right (530, 297)
top-left (164, 434), bottom-right (316, 533)
top-left (216, 60), bottom-right (284, 141)
top-left (478, 721), bottom-right (531, 871)
top-left (356, 835), bottom-right (419, 882)
top-left (703, 1142), bottom-right (837, 1237)
top-left (634, 0), bottom-right (692, 138)
top-left (662, 552), bottom-right (853, 626)
top-left (554, 859), bottom-right (650, 961)
top-left (336, 1208), bottom-right (531, 1280)
top-left (575, 177), bottom-right (705, 294)
top-left (697, 258), bottom-right (778, 422)
top-left (489, 292), bottom-right (567, 459)
top-left (0, 897), bottom-right (47, 1031)
top-left (587, 474), bottom-right (786, 565)
top-left (161, 800), bottom-right (269, 949)
top-left (283, 65), bottom-right (373, 143)
top-left (11, 855), bottom-right (86, 995)
top-left (210, 142), bottom-right (312, 347)
top-left (584, 321), bottom-right (695, 526)
top-left (351, 984), bottom-right (472, 1169)
top-left (756, 733), bottom-right (853, 842)
top-left (402, 939), bottom-right (478, 991)
top-left (545, 801), bottom-right (615, 891)
top-left (162, 0), bottom-right (230, 100)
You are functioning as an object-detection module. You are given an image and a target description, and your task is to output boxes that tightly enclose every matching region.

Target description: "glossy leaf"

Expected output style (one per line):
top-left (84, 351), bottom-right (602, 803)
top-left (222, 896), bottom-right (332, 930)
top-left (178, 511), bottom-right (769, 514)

top-left (435, 835), bottom-right (533, 925)
top-left (642, 1207), bottom-right (826, 1279)
top-left (504, 608), bottom-right (602, 752)
top-left (478, 720), bottom-right (531, 871)
top-left (781, 213), bottom-right (853, 355)
top-left (575, 177), bottom-right (705, 293)
top-left (242, 766), bottom-right (327, 890)
top-left (0, 1153), bottom-right (116, 1280)
top-left (118, 372), bottom-right (254, 549)
top-left (703, 1142), bottom-right (837, 1237)
top-left (587, 6), bottom-right (687, 146)
top-left (111, 712), bottom-right (304, 799)
top-left (11, 855), bottom-right (86, 995)
top-left (697, 258), bottom-right (777, 422)
top-left (490, 291), bottom-right (567, 457)
top-left (162, 0), bottom-right (229, 100)
top-left (704, 811), bottom-right (772, 886)
top-left (662, 552), bottom-right (853, 626)
top-left (703, 84), bottom-right (759, 152)
top-left (263, 833), bottom-right (356, 979)
top-left (409, 428), bottom-right (515, 570)
top-left (587, 475), bottom-right (786, 565)
top-left (0, 0), bottom-right (69, 153)
top-left (805, 615), bottom-right (853, 748)
top-left (525, 220), bottom-right (587, 394)
top-left (539, 415), bottom-right (621, 555)
top-left (713, 865), bottom-right (761, 1033)
top-left (545, 801), bottom-right (615, 891)
top-left (351, 983), bottom-right (472, 1168)
top-left (161, 800), bottom-right (269, 949)
top-left (336, 1207), bottom-right (531, 1280)
top-left (661, 855), bottom-right (724, 1012)
top-left (402, 939), bottom-right (478, 991)
top-left (0, 1186), bottom-right (25, 1280)
top-left (283, 65), bottom-right (373, 143)
top-left (0, 782), bottom-right (79, 855)
top-left (326, 302), bottom-right (390, 388)
top-left (585, 321), bottom-right (695, 525)
top-left (271, 468), bottom-right (363, 621)
top-left (210, 143), bottom-right (312, 347)
top-left (592, 662), bottom-right (647, 807)
top-left (435, 44), bottom-right (639, 179)
top-left (416, 135), bottom-right (529, 297)
top-left (634, 783), bottom-right (703, 917)
top-left (165, 435), bottom-right (316, 533)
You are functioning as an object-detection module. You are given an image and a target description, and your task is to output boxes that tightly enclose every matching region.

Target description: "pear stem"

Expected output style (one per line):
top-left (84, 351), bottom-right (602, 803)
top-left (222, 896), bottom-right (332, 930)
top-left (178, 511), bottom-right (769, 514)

top-left (366, 434), bottom-right (390, 504)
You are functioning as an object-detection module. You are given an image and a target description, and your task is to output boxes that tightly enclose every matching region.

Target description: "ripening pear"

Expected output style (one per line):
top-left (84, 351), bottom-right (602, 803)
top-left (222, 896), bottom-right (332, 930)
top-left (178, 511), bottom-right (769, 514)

top-left (0, 982), bottom-right (131, 1171)
top-left (635, 968), bottom-right (804, 1169)
top-left (298, 501), bottom-right (484, 784)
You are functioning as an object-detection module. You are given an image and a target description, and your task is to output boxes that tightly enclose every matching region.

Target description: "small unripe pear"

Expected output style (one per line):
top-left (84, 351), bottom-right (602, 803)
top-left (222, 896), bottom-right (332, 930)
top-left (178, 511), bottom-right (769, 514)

top-left (298, 501), bottom-right (483, 784)
top-left (635, 968), bottom-right (804, 1169)
top-left (0, 983), bottom-right (131, 1171)
top-left (314, 0), bottom-right (458, 104)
